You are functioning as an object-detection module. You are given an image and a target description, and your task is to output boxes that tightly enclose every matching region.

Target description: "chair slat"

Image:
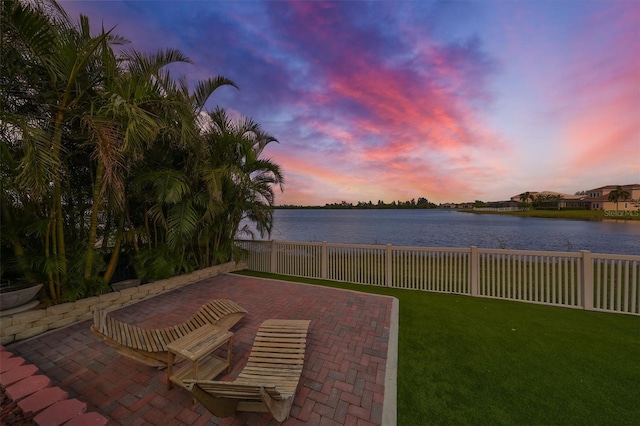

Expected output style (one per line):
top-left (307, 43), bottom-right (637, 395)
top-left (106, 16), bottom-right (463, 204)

top-left (90, 299), bottom-right (247, 367)
top-left (186, 319), bottom-right (311, 422)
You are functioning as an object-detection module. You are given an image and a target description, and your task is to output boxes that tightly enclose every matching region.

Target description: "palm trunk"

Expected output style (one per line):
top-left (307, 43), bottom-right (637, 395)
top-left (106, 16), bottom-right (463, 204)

top-left (47, 211), bottom-right (62, 302)
top-left (125, 205), bottom-right (139, 253)
top-left (102, 215), bottom-right (125, 284)
top-left (51, 110), bottom-right (67, 288)
top-left (144, 203), bottom-right (152, 249)
top-left (44, 219), bottom-right (55, 302)
top-left (84, 162), bottom-right (105, 279)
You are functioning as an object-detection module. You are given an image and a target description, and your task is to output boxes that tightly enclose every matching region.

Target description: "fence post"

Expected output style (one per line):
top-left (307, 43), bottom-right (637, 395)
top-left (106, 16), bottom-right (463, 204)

top-left (470, 246), bottom-right (479, 296)
top-left (270, 240), bottom-right (277, 274)
top-left (386, 244), bottom-right (393, 287)
top-left (321, 242), bottom-right (328, 279)
top-left (580, 250), bottom-right (594, 310)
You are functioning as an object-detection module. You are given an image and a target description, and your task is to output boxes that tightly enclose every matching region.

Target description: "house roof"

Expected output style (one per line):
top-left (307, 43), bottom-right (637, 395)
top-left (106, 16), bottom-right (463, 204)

top-left (586, 184), bottom-right (640, 192)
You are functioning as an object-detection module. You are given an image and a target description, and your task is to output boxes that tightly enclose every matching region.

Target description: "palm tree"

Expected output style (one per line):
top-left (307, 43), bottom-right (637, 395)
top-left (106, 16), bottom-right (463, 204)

top-left (608, 186), bottom-right (631, 211)
top-left (2, 0), bottom-right (275, 301)
top-left (2, 0), bottom-right (122, 301)
top-left (199, 107), bottom-right (284, 265)
top-left (122, 76), bottom-right (238, 279)
top-left (81, 47), bottom-right (195, 283)
top-left (518, 192), bottom-right (533, 209)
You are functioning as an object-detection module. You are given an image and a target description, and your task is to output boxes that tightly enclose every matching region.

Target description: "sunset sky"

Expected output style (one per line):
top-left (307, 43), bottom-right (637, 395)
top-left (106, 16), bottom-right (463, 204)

top-left (60, 0), bottom-right (640, 206)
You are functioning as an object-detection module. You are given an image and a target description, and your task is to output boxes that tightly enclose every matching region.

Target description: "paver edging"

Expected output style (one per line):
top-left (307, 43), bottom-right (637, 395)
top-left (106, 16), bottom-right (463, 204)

top-left (382, 297), bottom-right (399, 426)
top-left (0, 345), bottom-right (106, 425)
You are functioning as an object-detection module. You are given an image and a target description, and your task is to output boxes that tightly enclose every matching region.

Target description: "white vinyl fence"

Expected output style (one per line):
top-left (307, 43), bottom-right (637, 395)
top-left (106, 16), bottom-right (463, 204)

top-left (235, 240), bottom-right (640, 316)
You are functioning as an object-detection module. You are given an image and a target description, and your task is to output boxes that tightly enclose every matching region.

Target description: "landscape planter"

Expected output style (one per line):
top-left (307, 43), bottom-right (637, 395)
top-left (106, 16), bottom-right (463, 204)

top-left (0, 283), bottom-right (43, 316)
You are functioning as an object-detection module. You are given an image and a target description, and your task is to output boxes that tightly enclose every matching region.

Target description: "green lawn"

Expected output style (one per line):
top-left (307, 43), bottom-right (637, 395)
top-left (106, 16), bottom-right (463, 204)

top-left (236, 270), bottom-right (640, 425)
top-left (458, 208), bottom-right (640, 221)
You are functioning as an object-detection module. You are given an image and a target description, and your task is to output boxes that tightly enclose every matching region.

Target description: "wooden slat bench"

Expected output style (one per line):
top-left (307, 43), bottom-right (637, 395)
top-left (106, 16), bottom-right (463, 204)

top-left (185, 319), bottom-right (311, 422)
top-left (90, 299), bottom-right (247, 367)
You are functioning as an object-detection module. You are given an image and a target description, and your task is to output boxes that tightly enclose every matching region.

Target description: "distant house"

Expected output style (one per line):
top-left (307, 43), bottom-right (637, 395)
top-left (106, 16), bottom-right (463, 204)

top-left (492, 201), bottom-right (520, 208)
top-left (510, 191), bottom-right (578, 209)
top-left (440, 202), bottom-right (475, 209)
top-left (583, 184), bottom-right (640, 211)
top-left (554, 195), bottom-right (590, 209)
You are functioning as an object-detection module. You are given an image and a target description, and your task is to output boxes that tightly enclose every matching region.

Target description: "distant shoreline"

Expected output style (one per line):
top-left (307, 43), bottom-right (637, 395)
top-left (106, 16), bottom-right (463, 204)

top-left (456, 209), bottom-right (640, 222)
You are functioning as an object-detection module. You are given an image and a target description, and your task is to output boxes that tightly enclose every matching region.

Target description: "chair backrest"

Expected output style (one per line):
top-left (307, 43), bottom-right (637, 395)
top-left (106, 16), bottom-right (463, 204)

top-left (236, 319), bottom-right (311, 398)
top-left (91, 299), bottom-right (247, 351)
top-left (186, 319), bottom-right (312, 421)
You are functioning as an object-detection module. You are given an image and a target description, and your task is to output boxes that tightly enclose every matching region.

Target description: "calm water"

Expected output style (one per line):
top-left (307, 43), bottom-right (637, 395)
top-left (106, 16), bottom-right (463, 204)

top-left (241, 209), bottom-right (640, 255)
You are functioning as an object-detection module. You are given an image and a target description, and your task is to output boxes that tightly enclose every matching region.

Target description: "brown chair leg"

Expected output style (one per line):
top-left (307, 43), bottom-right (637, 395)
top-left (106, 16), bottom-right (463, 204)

top-left (259, 387), bottom-right (293, 423)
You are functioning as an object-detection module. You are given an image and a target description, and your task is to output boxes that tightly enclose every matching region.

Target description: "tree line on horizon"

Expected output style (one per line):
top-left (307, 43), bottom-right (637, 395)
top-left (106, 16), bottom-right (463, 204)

top-left (278, 197), bottom-right (438, 209)
top-left (1, 0), bottom-right (283, 304)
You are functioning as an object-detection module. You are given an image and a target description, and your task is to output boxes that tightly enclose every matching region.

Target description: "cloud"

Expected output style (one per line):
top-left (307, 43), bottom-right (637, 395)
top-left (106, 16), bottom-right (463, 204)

top-left (254, 1), bottom-right (505, 204)
top-left (58, 0), bottom-right (506, 203)
top-left (550, 1), bottom-right (640, 186)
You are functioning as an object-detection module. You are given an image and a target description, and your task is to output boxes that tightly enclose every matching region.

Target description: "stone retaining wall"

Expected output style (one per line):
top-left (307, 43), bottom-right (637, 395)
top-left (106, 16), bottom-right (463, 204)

top-left (0, 262), bottom-right (245, 345)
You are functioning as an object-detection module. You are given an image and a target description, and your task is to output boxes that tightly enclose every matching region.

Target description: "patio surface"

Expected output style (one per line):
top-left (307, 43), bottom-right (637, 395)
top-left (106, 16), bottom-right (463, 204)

top-left (6, 274), bottom-right (398, 425)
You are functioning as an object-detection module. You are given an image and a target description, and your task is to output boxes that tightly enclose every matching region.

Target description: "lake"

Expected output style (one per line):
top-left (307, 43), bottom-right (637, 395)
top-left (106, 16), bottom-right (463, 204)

top-left (240, 209), bottom-right (640, 256)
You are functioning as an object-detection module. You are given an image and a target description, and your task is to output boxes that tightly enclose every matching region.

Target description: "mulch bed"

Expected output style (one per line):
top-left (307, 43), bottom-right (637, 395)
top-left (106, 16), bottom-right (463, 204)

top-left (0, 385), bottom-right (35, 425)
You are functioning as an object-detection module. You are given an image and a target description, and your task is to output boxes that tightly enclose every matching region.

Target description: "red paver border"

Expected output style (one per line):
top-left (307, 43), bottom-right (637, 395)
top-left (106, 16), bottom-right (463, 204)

top-left (0, 345), bottom-right (107, 425)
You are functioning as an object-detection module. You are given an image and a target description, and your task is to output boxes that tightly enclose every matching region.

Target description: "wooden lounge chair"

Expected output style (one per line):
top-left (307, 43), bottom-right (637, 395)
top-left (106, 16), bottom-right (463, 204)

top-left (90, 299), bottom-right (247, 367)
top-left (185, 319), bottom-right (311, 422)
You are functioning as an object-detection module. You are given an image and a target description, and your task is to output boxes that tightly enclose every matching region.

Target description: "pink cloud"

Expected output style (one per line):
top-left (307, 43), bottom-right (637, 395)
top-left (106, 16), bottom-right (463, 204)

top-left (58, 1), bottom-right (526, 205)
top-left (261, 2), bottom-right (507, 205)
top-left (552, 2), bottom-right (640, 183)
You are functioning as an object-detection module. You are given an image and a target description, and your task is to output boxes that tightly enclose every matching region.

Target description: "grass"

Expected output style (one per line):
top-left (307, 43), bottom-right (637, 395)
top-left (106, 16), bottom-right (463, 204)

top-left (458, 209), bottom-right (640, 221)
top-left (236, 270), bottom-right (640, 425)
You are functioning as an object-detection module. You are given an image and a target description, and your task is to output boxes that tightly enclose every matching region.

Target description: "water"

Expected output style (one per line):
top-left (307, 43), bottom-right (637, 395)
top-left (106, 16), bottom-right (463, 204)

top-left (240, 209), bottom-right (640, 255)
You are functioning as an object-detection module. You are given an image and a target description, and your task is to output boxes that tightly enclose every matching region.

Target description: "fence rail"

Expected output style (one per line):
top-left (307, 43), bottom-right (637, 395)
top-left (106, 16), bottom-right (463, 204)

top-left (235, 240), bottom-right (640, 315)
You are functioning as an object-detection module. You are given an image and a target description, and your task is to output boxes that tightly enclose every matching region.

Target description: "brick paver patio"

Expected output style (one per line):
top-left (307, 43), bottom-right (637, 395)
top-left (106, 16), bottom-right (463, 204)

top-left (6, 274), bottom-right (398, 425)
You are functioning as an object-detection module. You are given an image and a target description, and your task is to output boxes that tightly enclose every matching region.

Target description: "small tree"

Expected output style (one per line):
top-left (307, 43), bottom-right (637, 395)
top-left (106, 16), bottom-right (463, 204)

top-left (518, 192), bottom-right (533, 209)
top-left (608, 186), bottom-right (631, 211)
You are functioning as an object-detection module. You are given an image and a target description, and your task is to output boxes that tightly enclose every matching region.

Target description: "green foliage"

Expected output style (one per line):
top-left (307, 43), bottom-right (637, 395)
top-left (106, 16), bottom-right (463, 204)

top-left (462, 209), bottom-right (640, 221)
top-left (61, 276), bottom-right (110, 303)
top-left (1, 0), bottom-right (283, 303)
top-left (608, 185), bottom-right (632, 211)
top-left (133, 246), bottom-right (191, 281)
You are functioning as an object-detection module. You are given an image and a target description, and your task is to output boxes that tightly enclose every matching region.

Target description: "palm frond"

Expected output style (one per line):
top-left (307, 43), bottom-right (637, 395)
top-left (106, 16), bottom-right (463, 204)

top-left (121, 47), bottom-right (192, 76)
top-left (166, 200), bottom-right (199, 250)
top-left (155, 170), bottom-right (191, 204)
top-left (15, 125), bottom-right (58, 199)
top-left (191, 76), bottom-right (238, 113)
top-left (3, 0), bottom-right (58, 61)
